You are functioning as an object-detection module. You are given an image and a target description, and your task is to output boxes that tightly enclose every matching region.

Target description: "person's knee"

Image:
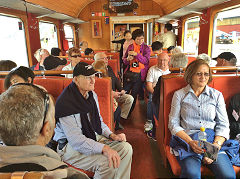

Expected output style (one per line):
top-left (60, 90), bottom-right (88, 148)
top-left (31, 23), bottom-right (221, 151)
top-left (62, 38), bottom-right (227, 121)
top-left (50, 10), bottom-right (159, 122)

top-left (220, 170), bottom-right (236, 179)
top-left (121, 142), bottom-right (133, 156)
top-left (181, 167), bottom-right (200, 179)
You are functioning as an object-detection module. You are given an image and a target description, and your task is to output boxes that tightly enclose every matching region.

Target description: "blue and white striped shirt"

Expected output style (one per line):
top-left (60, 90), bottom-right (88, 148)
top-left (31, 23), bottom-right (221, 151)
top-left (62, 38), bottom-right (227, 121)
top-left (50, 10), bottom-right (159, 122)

top-left (53, 91), bottom-right (112, 155)
top-left (168, 84), bottom-right (229, 139)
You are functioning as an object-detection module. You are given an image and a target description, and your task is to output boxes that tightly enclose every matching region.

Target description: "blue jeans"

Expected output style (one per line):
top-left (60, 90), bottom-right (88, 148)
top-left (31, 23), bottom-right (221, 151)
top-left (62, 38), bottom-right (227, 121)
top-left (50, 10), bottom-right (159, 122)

top-left (177, 152), bottom-right (236, 179)
top-left (147, 93), bottom-right (153, 122)
top-left (124, 73), bottom-right (142, 116)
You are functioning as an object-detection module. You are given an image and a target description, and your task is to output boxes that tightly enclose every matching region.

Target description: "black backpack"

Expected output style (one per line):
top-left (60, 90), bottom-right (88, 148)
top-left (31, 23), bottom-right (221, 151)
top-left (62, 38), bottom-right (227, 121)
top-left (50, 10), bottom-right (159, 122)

top-left (228, 93), bottom-right (240, 139)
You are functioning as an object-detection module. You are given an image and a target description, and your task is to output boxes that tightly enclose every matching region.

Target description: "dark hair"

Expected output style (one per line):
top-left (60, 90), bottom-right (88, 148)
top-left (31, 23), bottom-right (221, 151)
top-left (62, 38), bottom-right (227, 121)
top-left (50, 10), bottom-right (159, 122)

top-left (132, 29), bottom-right (144, 40)
top-left (184, 59), bottom-right (212, 85)
top-left (151, 41), bottom-right (163, 51)
top-left (0, 60), bottom-right (17, 71)
top-left (124, 30), bottom-right (131, 37)
top-left (51, 48), bottom-right (61, 56)
top-left (84, 48), bottom-right (94, 55)
top-left (79, 41), bottom-right (88, 47)
top-left (4, 66), bottom-right (35, 89)
top-left (165, 23), bottom-right (173, 31)
top-left (167, 46), bottom-right (175, 53)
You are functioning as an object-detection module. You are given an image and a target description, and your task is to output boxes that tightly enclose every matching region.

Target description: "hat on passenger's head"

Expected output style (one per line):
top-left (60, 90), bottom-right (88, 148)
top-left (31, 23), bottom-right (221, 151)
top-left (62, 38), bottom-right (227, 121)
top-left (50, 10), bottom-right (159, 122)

top-left (73, 62), bottom-right (98, 77)
top-left (213, 52), bottom-right (236, 61)
top-left (43, 55), bottom-right (67, 70)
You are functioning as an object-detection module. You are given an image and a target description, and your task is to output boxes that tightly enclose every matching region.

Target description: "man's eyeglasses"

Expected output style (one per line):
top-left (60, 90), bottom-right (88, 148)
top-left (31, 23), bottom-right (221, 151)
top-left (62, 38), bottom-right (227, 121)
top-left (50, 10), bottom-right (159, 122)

top-left (195, 72), bottom-right (210, 77)
top-left (71, 55), bottom-right (81, 58)
top-left (12, 83), bottom-right (50, 132)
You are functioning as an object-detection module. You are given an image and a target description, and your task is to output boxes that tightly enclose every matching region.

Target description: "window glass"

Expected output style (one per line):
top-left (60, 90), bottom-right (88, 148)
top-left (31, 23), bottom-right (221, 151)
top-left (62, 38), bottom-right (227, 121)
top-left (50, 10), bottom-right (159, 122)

top-left (184, 17), bottom-right (200, 55)
top-left (39, 22), bottom-right (58, 53)
top-left (212, 7), bottom-right (240, 65)
top-left (64, 25), bottom-right (74, 48)
top-left (0, 15), bottom-right (28, 66)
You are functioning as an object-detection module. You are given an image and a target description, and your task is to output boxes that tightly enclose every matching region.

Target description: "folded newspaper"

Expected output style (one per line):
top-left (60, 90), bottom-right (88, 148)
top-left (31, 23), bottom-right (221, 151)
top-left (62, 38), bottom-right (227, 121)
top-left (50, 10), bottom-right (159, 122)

top-left (199, 140), bottom-right (219, 161)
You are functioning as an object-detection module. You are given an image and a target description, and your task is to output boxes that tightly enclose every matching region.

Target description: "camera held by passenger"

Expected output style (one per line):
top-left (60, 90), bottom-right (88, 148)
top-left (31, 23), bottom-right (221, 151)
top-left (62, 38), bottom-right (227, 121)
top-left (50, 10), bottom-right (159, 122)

top-left (132, 62), bottom-right (139, 68)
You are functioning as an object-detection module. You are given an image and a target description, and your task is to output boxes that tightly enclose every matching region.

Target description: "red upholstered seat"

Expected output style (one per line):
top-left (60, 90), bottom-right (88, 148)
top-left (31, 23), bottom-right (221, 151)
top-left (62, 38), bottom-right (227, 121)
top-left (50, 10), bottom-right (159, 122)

top-left (0, 79), bottom-right (4, 94)
top-left (34, 78), bottom-right (64, 102)
top-left (187, 56), bottom-right (196, 65)
top-left (157, 75), bottom-right (240, 176)
top-left (149, 58), bottom-right (158, 68)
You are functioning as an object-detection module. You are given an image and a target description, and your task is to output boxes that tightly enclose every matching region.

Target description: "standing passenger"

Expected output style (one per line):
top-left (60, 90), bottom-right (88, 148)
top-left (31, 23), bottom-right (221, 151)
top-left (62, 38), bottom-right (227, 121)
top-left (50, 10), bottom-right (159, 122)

top-left (123, 29), bottom-right (151, 117)
top-left (155, 23), bottom-right (177, 49)
top-left (54, 62), bottom-right (133, 179)
top-left (112, 30), bottom-right (134, 71)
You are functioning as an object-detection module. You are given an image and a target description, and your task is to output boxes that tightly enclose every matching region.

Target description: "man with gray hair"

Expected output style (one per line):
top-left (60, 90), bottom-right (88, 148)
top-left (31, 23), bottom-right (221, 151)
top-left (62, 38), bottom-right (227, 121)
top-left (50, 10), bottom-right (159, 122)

top-left (214, 52), bottom-right (237, 66)
top-left (170, 53), bottom-right (188, 68)
top-left (196, 53), bottom-right (211, 65)
top-left (94, 52), bottom-right (134, 122)
top-left (0, 84), bottom-right (88, 178)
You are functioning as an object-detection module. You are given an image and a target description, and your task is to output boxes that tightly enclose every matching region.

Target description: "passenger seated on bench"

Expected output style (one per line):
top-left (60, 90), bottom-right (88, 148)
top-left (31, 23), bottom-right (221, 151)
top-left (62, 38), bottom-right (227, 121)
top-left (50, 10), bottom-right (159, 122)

top-left (0, 83), bottom-right (89, 178)
top-left (168, 59), bottom-right (235, 178)
top-left (196, 53), bottom-right (211, 65)
top-left (94, 52), bottom-right (134, 122)
top-left (30, 48), bottom-right (49, 71)
top-left (151, 41), bottom-right (163, 56)
top-left (62, 47), bottom-right (82, 78)
top-left (145, 53), bottom-right (170, 140)
top-left (53, 62), bottom-right (133, 179)
top-left (213, 52), bottom-right (237, 67)
top-left (43, 55), bottom-right (67, 72)
top-left (170, 53), bottom-right (188, 69)
top-left (4, 66), bottom-right (35, 90)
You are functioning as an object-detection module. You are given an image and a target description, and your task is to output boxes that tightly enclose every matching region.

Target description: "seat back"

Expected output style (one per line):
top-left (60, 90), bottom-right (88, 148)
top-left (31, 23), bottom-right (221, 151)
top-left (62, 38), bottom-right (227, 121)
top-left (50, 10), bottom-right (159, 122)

top-left (149, 58), bottom-right (158, 68)
top-left (0, 78), bottom-right (4, 94)
top-left (63, 78), bottom-right (113, 130)
top-left (187, 56), bottom-right (196, 65)
top-left (0, 172), bottom-right (44, 179)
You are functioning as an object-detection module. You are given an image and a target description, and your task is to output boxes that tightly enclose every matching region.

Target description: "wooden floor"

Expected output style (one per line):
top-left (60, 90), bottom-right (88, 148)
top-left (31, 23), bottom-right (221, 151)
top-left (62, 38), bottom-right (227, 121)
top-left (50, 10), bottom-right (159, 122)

top-left (117, 99), bottom-right (174, 179)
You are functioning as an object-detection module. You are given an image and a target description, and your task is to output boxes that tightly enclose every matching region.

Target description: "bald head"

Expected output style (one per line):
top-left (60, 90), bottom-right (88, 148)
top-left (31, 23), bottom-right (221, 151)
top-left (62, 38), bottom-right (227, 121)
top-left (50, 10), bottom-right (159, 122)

top-left (157, 53), bottom-right (169, 71)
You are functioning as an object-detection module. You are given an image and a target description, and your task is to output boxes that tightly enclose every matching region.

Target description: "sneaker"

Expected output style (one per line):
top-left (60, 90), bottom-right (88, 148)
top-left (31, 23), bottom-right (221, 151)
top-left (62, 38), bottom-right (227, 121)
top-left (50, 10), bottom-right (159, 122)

top-left (146, 130), bottom-right (157, 141)
top-left (144, 121), bottom-right (153, 132)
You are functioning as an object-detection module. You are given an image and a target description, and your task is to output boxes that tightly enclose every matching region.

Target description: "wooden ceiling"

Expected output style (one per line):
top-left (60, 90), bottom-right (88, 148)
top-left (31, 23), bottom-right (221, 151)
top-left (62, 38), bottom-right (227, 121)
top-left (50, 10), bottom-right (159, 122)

top-left (26, 0), bottom-right (197, 18)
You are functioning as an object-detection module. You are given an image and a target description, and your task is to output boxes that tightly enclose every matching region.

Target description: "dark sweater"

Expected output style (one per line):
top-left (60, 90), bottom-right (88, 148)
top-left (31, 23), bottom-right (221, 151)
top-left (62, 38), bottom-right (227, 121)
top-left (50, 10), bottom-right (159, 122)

top-left (107, 65), bottom-right (122, 91)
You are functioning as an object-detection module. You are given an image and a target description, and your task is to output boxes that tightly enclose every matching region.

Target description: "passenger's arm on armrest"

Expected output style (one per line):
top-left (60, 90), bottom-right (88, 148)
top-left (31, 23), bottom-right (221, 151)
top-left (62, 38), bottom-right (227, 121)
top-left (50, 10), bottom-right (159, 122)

top-left (60, 116), bottom-right (104, 155)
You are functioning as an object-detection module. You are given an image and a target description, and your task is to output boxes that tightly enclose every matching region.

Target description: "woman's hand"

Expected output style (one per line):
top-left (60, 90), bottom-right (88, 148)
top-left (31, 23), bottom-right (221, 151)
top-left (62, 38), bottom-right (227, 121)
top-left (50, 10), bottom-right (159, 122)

top-left (128, 51), bottom-right (137, 56)
top-left (188, 140), bottom-right (204, 154)
top-left (127, 55), bottom-right (134, 61)
top-left (203, 157), bottom-right (214, 164)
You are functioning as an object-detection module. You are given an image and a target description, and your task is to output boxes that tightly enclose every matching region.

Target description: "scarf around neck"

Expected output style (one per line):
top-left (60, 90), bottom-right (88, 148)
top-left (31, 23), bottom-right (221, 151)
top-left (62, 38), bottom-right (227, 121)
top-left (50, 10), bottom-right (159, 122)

top-left (55, 82), bottom-right (102, 141)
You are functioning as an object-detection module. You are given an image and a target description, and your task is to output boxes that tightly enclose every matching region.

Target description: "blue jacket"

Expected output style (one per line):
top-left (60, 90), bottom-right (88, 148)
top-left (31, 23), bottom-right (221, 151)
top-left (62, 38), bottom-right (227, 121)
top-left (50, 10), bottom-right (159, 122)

top-left (170, 129), bottom-right (240, 166)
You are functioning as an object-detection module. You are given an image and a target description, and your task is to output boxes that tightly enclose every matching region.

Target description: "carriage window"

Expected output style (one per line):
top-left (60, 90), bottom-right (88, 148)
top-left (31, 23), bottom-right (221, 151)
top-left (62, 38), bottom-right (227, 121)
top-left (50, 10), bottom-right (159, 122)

top-left (183, 17), bottom-right (200, 55)
top-left (0, 15), bottom-right (28, 66)
top-left (64, 25), bottom-right (75, 48)
top-left (212, 7), bottom-right (240, 65)
top-left (39, 22), bottom-right (58, 53)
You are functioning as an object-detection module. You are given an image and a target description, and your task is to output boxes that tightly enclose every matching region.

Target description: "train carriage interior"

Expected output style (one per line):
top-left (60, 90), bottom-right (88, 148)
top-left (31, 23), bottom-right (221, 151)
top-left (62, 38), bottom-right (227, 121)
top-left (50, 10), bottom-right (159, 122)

top-left (0, 0), bottom-right (240, 178)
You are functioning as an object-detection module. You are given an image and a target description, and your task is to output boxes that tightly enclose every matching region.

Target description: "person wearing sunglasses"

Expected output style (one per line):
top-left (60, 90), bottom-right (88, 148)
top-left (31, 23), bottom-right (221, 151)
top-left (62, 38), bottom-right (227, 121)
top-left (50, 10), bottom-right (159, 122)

top-left (62, 47), bottom-right (82, 78)
top-left (4, 66), bottom-right (35, 90)
top-left (54, 62), bottom-right (133, 179)
top-left (168, 59), bottom-right (235, 178)
top-left (0, 83), bottom-right (89, 178)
